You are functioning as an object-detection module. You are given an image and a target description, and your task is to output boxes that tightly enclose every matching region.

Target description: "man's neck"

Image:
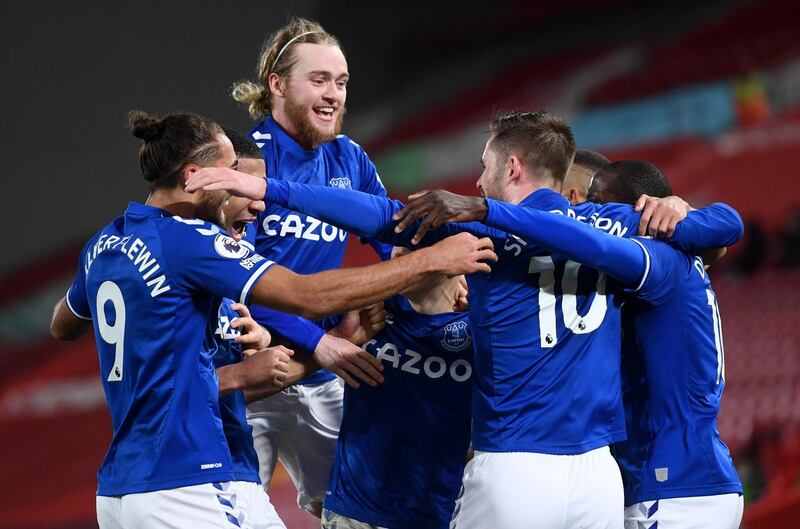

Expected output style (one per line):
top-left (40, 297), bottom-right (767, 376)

top-left (145, 189), bottom-right (197, 218)
top-left (507, 177), bottom-right (561, 205)
top-left (405, 277), bottom-right (461, 315)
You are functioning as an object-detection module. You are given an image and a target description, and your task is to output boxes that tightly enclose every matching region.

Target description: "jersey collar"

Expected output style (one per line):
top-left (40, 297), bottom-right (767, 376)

top-left (125, 202), bottom-right (172, 219)
top-left (519, 188), bottom-right (569, 211)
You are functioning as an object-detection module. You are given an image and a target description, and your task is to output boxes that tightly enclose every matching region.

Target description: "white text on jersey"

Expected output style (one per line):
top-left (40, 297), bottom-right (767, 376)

top-left (85, 234), bottom-right (171, 298)
top-left (262, 214), bottom-right (348, 242)
top-left (364, 339), bottom-right (473, 382)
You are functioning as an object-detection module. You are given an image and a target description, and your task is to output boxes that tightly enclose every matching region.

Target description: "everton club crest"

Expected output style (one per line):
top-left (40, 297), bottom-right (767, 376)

top-left (440, 320), bottom-right (471, 352)
top-left (329, 177), bottom-right (352, 190)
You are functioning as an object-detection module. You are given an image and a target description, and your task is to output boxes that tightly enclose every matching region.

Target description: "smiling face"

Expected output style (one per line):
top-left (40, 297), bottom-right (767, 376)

top-left (272, 42), bottom-right (348, 149)
top-left (223, 156), bottom-right (266, 240)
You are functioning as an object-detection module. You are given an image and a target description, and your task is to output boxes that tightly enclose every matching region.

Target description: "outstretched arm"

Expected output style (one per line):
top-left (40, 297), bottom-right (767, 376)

top-left (185, 169), bottom-right (495, 246)
top-left (249, 232), bottom-right (497, 320)
top-left (669, 203), bottom-right (744, 254)
top-left (484, 199), bottom-right (647, 286)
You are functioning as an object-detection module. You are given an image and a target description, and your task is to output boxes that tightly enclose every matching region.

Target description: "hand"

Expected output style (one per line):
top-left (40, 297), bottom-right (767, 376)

top-left (332, 302), bottom-right (387, 346)
top-left (185, 167), bottom-right (267, 200)
top-left (426, 232), bottom-right (497, 276)
top-left (393, 190), bottom-right (488, 244)
top-left (229, 303), bottom-right (272, 357)
top-left (239, 345), bottom-right (294, 391)
top-left (634, 194), bottom-right (690, 239)
top-left (313, 333), bottom-right (384, 389)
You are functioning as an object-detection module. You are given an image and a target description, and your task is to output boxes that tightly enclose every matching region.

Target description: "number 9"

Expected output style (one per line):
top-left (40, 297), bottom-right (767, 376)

top-left (97, 281), bottom-right (126, 382)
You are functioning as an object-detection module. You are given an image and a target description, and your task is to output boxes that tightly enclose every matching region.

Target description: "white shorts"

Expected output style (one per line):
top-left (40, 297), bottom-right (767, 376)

top-left (450, 446), bottom-right (623, 529)
top-left (96, 481), bottom-right (286, 529)
top-left (321, 508), bottom-right (388, 529)
top-left (247, 378), bottom-right (344, 515)
top-left (624, 493), bottom-right (744, 529)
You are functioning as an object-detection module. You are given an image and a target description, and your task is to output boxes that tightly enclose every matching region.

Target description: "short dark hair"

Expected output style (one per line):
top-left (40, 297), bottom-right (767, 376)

top-left (489, 111), bottom-right (576, 182)
top-left (128, 110), bottom-right (223, 191)
top-left (221, 125), bottom-right (263, 159)
top-left (574, 149), bottom-right (610, 173)
top-left (605, 160), bottom-right (673, 204)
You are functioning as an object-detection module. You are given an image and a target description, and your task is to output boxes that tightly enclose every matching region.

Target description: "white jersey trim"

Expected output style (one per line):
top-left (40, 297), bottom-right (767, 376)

top-left (630, 238), bottom-right (651, 292)
top-left (65, 288), bottom-right (92, 320)
top-left (239, 260), bottom-right (275, 304)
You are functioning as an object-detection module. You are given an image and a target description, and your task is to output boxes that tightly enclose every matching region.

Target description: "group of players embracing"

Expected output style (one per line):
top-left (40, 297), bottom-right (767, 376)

top-left (51, 16), bottom-right (745, 529)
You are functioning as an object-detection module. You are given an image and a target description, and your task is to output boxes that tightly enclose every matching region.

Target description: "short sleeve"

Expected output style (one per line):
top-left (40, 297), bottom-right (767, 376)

top-left (160, 218), bottom-right (275, 304)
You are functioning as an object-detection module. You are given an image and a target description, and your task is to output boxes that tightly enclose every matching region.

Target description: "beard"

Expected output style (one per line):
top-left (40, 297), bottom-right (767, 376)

top-left (284, 90), bottom-right (346, 149)
top-left (195, 189), bottom-right (228, 228)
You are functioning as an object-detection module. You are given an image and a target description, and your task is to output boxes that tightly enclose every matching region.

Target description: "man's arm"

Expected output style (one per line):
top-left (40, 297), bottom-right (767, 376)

top-left (483, 199), bottom-right (647, 286)
top-left (50, 297), bottom-right (91, 341)
top-left (217, 345), bottom-right (294, 397)
top-left (185, 169), bottom-right (496, 247)
top-left (248, 232), bottom-right (497, 320)
top-left (669, 203), bottom-right (744, 254)
top-left (244, 352), bottom-right (320, 403)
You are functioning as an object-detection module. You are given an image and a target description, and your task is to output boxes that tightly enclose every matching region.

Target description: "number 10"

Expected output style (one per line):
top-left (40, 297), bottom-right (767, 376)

top-left (529, 256), bottom-right (608, 348)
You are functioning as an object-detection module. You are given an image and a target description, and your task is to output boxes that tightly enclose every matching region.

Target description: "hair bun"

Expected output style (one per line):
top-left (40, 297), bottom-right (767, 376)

top-left (128, 110), bottom-right (165, 142)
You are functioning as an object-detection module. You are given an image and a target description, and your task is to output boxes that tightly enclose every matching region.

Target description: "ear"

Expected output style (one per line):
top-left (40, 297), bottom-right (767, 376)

top-left (268, 73), bottom-right (285, 99)
top-left (568, 188), bottom-right (579, 206)
top-left (507, 155), bottom-right (523, 184)
top-left (182, 164), bottom-right (200, 187)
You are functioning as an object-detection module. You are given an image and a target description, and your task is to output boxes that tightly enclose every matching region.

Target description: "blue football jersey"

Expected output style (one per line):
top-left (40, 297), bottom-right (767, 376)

top-left (264, 182), bottom-right (631, 455)
top-left (565, 201), bottom-right (743, 503)
top-left (212, 299), bottom-right (261, 484)
top-left (325, 296), bottom-right (473, 529)
top-left (65, 202), bottom-right (274, 495)
top-left (248, 116), bottom-right (389, 384)
top-left (615, 256), bottom-right (742, 504)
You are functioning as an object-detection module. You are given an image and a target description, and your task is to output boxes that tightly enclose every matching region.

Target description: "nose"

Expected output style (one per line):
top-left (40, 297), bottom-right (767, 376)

top-left (249, 200), bottom-right (266, 214)
top-left (323, 81), bottom-right (338, 101)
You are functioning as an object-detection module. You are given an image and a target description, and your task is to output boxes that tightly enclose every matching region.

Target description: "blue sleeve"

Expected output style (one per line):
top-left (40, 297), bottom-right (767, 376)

top-left (160, 219), bottom-right (275, 304)
top-left (266, 180), bottom-right (497, 247)
top-left (65, 241), bottom-right (92, 320)
top-left (248, 305), bottom-right (325, 352)
top-left (628, 238), bottom-right (687, 305)
top-left (669, 203), bottom-right (744, 253)
top-left (485, 199), bottom-right (648, 286)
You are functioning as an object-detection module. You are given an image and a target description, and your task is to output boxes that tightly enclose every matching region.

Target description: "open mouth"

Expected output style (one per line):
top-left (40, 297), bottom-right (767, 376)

top-left (313, 106), bottom-right (335, 122)
top-left (230, 219), bottom-right (252, 240)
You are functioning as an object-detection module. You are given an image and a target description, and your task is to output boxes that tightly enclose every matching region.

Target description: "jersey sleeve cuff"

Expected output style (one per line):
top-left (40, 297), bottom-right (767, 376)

top-left (265, 179), bottom-right (289, 206)
top-left (484, 198), bottom-right (499, 225)
top-left (629, 238), bottom-right (651, 292)
top-left (65, 288), bottom-right (92, 320)
top-left (239, 260), bottom-right (275, 305)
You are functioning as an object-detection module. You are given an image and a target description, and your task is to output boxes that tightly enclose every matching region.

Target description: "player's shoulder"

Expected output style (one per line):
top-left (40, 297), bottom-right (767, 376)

top-left (589, 201), bottom-right (637, 219)
top-left (79, 214), bottom-right (125, 255)
top-left (581, 201), bottom-right (640, 237)
top-left (158, 215), bottom-right (223, 237)
top-left (158, 216), bottom-right (251, 259)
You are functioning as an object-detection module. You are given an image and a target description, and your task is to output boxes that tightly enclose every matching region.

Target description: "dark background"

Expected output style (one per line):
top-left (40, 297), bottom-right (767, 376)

top-left (2, 0), bottom-right (722, 273)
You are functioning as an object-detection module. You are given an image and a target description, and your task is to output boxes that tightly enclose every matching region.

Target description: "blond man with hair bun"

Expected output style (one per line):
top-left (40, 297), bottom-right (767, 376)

top-left (230, 17), bottom-right (395, 519)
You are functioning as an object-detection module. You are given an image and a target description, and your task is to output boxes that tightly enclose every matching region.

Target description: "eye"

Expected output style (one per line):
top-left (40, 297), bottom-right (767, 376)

top-left (336, 80), bottom-right (348, 89)
top-left (311, 78), bottom-right (325, 86)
